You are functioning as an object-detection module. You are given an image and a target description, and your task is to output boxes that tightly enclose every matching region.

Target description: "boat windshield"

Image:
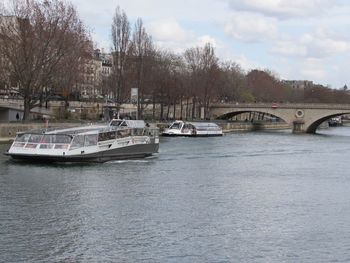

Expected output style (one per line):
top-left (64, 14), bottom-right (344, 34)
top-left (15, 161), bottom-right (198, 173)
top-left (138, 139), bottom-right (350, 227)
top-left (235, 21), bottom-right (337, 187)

top-left (70, 135), bottom-right (85, 149)
top-left (170, 122), bottom-right (182, 129)
top-left (109, 120), bottom-right (125, 126)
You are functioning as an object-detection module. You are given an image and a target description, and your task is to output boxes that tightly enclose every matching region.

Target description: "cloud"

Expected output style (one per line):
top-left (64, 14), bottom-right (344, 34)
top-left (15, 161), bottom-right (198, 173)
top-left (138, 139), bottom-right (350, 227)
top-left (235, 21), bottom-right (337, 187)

top-left (300, 58), bottom-right (327, 81)
top-left (234, 55), bottom-right (263, 71)
top-left (301, 29), bottom-right (349, 57)
top-left (226, 0), bottom-right (336, 19)
top-left (271, 28), bottom-right (350, 58)
top-left (271, 41), bottom-right (307, 57)
top-left (224, 13), bottom-right (278, 42)
top-left (146, 18), bottom-right (224, 54)
top-left (196, 35), bottom-right (221, 48)
top-left (146, 18), bottom-right (193, 43)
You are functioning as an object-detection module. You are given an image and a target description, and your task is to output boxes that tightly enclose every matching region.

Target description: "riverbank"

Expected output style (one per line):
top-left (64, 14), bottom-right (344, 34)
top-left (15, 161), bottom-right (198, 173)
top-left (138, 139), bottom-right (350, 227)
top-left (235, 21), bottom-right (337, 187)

top-left (218, 121), bottom-right (290, 132)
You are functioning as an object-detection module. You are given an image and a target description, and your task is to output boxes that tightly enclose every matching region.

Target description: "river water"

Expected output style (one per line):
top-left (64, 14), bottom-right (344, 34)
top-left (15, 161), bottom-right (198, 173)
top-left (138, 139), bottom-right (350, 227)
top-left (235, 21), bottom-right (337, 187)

top-left (1, 127), bottom-right (350, 262)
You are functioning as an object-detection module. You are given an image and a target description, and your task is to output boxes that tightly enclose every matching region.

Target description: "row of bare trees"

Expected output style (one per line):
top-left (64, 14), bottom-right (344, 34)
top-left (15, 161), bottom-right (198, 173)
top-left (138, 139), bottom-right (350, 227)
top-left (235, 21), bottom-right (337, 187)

top-left (1, 1), bottom-right (350, 121)
top-left (108, 6), bottom-right (350, 120)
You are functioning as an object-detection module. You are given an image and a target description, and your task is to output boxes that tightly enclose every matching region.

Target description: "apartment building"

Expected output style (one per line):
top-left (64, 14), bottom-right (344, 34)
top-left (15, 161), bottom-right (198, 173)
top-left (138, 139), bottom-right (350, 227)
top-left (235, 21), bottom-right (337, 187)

top-left (77, 49), bottom-right (112, 99)
top-left (283, 80), bottom-right (314, 90)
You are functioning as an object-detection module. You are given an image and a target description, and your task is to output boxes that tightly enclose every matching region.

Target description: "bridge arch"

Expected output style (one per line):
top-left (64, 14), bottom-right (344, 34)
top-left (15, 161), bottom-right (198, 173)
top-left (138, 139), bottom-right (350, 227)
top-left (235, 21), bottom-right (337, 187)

top-left (216, 109), bottom-right (290, 125)
top-left (305, 112), bottom-right (350, 133)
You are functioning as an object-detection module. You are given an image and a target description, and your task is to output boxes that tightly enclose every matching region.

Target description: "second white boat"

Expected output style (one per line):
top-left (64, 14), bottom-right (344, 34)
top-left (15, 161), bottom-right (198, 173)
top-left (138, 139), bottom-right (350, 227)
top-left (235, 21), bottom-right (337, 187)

top-left (162, 120), bottom-right (223, 137)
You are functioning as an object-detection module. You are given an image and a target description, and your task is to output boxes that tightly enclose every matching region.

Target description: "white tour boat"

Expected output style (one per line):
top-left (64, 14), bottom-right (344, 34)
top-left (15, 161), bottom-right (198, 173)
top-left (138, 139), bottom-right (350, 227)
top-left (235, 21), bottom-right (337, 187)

top-left (5, 119), bottom-right (159, 163)
top-left (162, 120), bottom-right (223, 137)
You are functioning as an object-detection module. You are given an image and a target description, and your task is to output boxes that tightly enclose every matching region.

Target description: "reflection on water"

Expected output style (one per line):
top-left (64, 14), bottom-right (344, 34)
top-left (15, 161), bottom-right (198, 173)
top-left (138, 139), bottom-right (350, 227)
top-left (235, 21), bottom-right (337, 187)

top-left (1, 127), bottom-right (350, 262)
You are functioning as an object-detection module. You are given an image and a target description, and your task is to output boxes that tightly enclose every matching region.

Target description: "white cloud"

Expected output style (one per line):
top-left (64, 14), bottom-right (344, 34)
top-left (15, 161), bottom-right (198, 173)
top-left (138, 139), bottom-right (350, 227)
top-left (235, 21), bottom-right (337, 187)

top-left (234, 55), bottom-right (263, 71)
top-left (146, 18), bottom-right (193, 43)
top-left (271, 28), bottom-right (350, 58)
top-left (300, 58), bottom-right (327, 81)
top-left (146, 18), bottom-right (224, 54)
top-left (153, 34), bottom-right (223, 54)
top-left (196, 35), bottom-right (220, 48)
top-left (301, 29), bottom-right (349, 57)
top-left (226, 0), bottom-right (336, 19)
top-left (224, 13), bottom-right (278, 42)
top-left (271, 41), bottom-right (307, 57)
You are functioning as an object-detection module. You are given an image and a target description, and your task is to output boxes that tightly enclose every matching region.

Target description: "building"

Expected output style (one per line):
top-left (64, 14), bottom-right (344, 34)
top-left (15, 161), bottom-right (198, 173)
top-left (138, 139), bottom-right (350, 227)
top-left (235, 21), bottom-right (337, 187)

top-left (77, 49), bottom-right (112, 99)
top-left (283, 80), bottom-right (313, 90)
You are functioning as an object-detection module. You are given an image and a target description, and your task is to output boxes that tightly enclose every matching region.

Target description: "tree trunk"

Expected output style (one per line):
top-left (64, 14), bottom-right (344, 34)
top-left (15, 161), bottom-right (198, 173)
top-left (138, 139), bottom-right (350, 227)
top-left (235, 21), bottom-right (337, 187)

top-left (160, 100), bottom-right (164, 121)
top-left (173, 98), bottom-right (176, 120)
top-left (165, 96), bottom-right (171, 120)
top-left (180, 97), bottom-right (183, 120)
top-left (185, 97), bottom-right (189, 120)
top-left (23, 97), bottom-right (31, 122)
top-left (152, 93), bottom-right (155, 120)
top-left (192, 97), bottom-right (196, 120)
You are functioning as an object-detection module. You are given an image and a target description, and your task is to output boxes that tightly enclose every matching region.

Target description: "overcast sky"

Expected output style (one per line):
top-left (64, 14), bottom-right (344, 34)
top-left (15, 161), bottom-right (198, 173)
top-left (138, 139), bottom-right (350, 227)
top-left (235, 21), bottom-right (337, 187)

top-left (59, 1), bottom-right (350, 88)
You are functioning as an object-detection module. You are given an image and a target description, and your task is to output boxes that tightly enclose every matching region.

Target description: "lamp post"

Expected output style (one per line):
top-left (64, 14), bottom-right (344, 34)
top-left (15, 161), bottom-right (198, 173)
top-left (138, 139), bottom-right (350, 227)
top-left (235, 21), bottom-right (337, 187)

top-left (131, 88), bottom-right (138, 120)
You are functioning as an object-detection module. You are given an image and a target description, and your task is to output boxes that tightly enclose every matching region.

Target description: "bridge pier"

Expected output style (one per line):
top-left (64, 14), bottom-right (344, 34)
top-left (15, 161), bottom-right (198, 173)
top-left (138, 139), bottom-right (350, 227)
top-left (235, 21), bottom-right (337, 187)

top-left (292, 120), bottom-right (305, 133)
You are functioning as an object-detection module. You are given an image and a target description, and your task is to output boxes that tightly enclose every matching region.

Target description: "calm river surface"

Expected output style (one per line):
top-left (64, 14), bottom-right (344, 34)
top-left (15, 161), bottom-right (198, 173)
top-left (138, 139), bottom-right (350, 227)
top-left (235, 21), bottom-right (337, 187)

top-left (1, 127), bottom-right (350, 262)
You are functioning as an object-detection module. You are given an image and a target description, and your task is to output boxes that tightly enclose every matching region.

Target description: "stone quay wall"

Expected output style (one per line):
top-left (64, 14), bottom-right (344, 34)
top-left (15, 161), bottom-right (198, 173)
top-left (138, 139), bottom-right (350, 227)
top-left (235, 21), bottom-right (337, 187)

top-left (0, 121), bottom-right (290, 143)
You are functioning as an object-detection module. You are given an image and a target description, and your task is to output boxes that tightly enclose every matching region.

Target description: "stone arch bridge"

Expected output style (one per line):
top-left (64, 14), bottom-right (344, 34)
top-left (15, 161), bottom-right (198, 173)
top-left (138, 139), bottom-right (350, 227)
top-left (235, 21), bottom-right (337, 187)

top-left (209, 103), bottom-right (350, 133)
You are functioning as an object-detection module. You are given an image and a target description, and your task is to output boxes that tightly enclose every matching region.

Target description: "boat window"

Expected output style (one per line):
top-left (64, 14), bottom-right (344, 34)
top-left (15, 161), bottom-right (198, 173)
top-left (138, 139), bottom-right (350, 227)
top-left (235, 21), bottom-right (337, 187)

top-left (110, 120), bottom-right (122, 126)
top-left (147, 128), bottom-right (159, 137)
top-left (98, 131), bottom-right (116, 141)
top-left (15, 133), bottom-right (31, 143)
top-left (54, 135), bottom-right (72, 144)
top-left (85, 134), bottom-right (98, 146)
top-left (193, 123), bottom-right (221, 131)
top-left (28, 134), bottom-right (42, 143)
top-left (170, 122), bottom-right (181, 129)
top-left (13, 142), bottom-right (25, 148)
top-left (39, 144), bottom-right (54, 149)
top-left (133, 128), bottom-right (144, 136)
top-left (116, 131), bottom-right (123, 138)
top-left (70, 135), bottom-right (85, 149)
top-left (39, 134), bottom-right (71, 144)
top-left (40, 135), bottom-right (52, 144)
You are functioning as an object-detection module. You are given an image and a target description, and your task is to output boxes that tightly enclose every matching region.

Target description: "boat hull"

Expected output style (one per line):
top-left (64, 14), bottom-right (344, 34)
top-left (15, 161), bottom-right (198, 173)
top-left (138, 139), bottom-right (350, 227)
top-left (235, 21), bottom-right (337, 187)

top-left (5, 143), bottom-right (159, 163)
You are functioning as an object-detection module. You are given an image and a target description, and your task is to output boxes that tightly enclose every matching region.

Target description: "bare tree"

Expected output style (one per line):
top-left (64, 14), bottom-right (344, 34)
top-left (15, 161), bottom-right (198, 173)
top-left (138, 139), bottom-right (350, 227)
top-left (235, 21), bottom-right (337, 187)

top-left (246, 69), bottom-right (286, 102)
top-left (218, 61), bottom-right (246, 102)
top-left (184, 43), bottom-right (219, 119)
top-left (0, 0), bottom-right (91, 121)
top-left (131, 18), bottom-right (154, 119)
top-left (111, 6), bottom-right (130, 104)
top-left (184, 46), bottom-right (202, 119)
